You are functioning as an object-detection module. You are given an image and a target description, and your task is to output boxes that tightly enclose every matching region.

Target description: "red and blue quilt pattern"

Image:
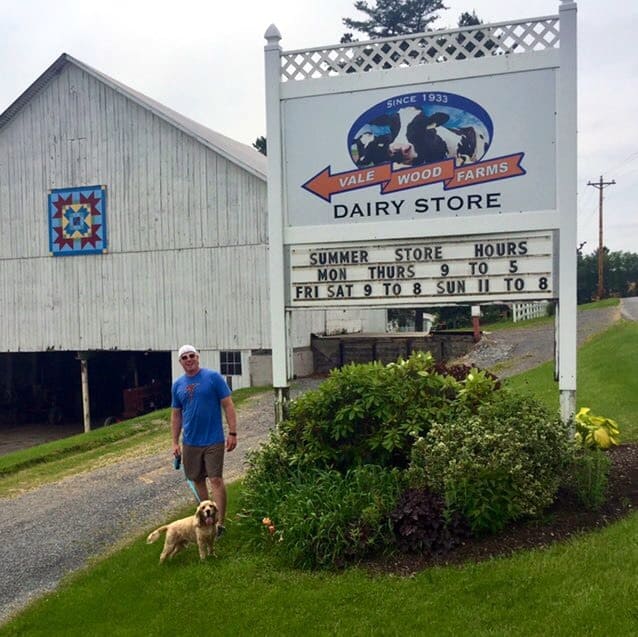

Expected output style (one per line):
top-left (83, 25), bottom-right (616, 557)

top-left (48, 185), bottom-right (107, 256)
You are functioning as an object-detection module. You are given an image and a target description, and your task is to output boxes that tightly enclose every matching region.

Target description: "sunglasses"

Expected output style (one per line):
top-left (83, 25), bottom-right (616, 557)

top-left (180, 353), bottom-right (197, 361)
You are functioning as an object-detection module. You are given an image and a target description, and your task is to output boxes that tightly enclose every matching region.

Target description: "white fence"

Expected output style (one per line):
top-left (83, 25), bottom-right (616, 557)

top-left (511, 301), bottom-right (550, 322)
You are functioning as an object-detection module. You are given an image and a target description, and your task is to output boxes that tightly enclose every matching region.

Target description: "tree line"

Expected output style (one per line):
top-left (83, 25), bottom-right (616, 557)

top-left (578, 249), bottom-right (638, 303)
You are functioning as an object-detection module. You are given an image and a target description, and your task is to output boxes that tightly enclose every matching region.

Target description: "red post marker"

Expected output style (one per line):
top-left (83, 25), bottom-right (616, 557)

top-left (471, 305), bottom-right (481, 343)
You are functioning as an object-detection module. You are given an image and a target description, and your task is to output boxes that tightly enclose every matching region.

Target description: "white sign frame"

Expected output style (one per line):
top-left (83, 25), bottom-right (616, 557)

top-left (265, 1), bottom-right (577, 422)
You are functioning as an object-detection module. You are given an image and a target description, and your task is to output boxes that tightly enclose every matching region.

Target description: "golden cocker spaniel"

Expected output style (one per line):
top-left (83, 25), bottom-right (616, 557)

top-left (146, 499), bottom-right (218, 563)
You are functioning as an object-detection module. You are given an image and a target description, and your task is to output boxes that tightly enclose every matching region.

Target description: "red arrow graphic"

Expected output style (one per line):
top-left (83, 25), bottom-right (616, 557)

top-left (302, 153), bottom-right (526, 201)
top-left (444, 154), bottom-right (526, 189)
top-left (302, 164), bottom-right (392, 202)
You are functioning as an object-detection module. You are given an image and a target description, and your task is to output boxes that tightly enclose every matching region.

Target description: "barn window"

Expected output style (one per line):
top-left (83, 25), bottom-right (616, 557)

top-left (220, 351), bottom-right (242, 376)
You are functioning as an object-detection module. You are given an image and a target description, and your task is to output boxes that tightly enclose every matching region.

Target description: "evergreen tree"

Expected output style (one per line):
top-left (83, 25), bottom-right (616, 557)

top-left (342, 0), bottom-right (447, 41)
top-left (458, 10), bottom-right (480, 27)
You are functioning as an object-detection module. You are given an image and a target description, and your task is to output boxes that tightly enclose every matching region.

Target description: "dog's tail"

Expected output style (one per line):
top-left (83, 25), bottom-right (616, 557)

top-left (146, 525), bottom-right (169, 544)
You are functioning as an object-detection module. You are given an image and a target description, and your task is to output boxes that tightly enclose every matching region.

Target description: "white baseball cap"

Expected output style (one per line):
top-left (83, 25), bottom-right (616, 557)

top-left (178, 344), bottom-right (198, 358)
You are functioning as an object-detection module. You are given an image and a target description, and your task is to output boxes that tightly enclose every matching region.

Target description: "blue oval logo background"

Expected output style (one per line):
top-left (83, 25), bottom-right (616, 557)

top-left (348, 92), bottom-right (493, 169)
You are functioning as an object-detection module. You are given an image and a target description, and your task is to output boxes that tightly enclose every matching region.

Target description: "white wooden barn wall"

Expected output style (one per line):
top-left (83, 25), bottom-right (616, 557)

top-left (0, 63), bottom-right (332, 354)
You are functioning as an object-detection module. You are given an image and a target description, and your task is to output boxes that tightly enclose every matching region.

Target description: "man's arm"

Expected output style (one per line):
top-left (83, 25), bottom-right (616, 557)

top-left (221, 396), bottom-right (237, 451)
top-left (171, 408), bottom-right (183, 457)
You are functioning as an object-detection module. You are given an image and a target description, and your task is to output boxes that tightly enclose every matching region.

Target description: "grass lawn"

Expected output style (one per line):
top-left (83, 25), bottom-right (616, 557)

top-left (505, 320), bottom-right (638, 441)
top-left (2, 482), bottom-right (638, 636)
top-left (1, 319), bottom-right (637, 636)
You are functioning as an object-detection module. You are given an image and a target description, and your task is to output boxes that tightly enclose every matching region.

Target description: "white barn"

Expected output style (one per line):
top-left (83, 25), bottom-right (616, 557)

top-left (0, 53), bottom-right (383, 430)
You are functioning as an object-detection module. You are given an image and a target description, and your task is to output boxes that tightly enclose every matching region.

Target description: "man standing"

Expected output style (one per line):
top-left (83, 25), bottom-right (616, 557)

top-left (171, 344), bottom-right (237, 537)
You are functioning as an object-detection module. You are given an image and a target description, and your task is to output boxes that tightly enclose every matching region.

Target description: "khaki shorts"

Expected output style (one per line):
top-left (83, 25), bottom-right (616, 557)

top-left (182, 443), bottom-right (225, 482)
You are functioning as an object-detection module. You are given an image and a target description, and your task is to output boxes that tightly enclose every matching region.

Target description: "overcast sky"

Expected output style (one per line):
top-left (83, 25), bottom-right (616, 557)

top-left (1, 0), bottom-right (636, 254)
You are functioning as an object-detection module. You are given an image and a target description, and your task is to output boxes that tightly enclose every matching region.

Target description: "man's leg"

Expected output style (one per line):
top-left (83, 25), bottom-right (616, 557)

top-left (193, 479), bottom-right (209, 502)
top-left (208, 476), bottom-right (227, 526)
top-left (204, 444), bottom-right (227, 536)
top-left (182, 445), bottom-right (208, 502)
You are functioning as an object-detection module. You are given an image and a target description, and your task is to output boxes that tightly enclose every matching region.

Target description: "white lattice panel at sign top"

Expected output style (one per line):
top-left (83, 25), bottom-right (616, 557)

top-left (281, 16), bottom-right (560, 81)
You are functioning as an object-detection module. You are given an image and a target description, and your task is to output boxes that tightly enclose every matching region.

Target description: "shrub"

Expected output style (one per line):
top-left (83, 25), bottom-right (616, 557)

top-left (239, 429), bottom-right (296, 530)
top-left (239, 352), bottom-right (502, 569)
top-left (434, 361), bottom-right (500, 387)
top-left (390, 488), bottom-right (470, 554)
top-left (276, 351), bottom-right (498, 472)
top-left (416, 392), bottom-right (573, 534)
top-left (242, 465), bottom-right (404, 570)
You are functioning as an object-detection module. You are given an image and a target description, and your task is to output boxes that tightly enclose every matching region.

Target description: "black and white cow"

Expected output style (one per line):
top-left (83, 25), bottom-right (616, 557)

top-left (388, 107), bottom-right (487, 167)
top-left (353, 114), bottom-right (398, 167)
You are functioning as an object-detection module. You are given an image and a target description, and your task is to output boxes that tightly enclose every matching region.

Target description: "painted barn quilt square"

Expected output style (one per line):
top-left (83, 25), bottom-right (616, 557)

top-left (48, 185), bottom-right (107, 256)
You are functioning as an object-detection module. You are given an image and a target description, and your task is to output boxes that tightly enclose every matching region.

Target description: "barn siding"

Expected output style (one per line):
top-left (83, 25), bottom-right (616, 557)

top-left (0, 59), bottom-right (373, 392)
top-left (0, 64), bottom-right (274, 353)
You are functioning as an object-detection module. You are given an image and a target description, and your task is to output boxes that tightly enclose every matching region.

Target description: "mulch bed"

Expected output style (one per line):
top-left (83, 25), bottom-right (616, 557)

top-left (365, 444), bottom-right (638, 576)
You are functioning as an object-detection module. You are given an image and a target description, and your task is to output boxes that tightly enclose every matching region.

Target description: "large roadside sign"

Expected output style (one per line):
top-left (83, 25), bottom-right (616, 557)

top-left (265, 1), bottom-right (577, 420)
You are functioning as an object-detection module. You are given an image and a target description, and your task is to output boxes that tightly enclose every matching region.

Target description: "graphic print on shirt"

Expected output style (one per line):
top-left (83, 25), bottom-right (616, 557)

top-left (184, 383), bottom-right (198, 402)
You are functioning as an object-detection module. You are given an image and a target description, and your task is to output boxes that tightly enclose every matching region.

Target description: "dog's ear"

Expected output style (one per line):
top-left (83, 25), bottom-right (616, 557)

top-left (194, 502), bottom-right (205, 528)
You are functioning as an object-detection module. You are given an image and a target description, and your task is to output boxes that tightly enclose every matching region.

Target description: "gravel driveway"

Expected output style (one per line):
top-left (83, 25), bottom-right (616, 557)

top-left (458, 304), bottom-right (622, 377)
top-left (0, 378), bottom-right (320, 625)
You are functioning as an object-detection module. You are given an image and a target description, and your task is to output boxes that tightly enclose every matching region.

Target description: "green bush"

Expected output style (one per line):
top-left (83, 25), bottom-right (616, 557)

top-left (241, 465), bottom-right (404, 570)
top-left (416, 392), bottom-right (573, 534)
top-left (239, 429), bottom-right (296, 529)
top-left (277, 352), bottom-right (496, 472)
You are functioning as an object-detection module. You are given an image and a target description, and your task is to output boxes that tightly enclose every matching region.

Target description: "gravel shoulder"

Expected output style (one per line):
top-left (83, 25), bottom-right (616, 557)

top-left (0, 378), bottom-right (320, 625)
top-left (457, 305), bottom-right (622, 377)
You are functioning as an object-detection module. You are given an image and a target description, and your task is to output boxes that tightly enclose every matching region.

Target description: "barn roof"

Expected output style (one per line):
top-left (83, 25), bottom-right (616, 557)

top-left (0, 53), bottom-right (267, 181)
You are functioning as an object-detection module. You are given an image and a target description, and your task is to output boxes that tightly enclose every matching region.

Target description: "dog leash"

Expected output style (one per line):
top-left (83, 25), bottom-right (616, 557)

top-left (174, 454), bottom-right (201, 503)
top-left (185, 474), bottom-right (201, 503)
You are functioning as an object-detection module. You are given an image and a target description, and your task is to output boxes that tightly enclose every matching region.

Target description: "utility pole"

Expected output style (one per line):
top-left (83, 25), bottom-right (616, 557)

top-left (587, 176), bottom-right (616, 299)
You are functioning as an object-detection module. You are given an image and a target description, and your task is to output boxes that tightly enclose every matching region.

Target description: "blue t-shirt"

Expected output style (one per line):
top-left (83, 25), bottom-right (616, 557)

top-left (171, 368), bottom-right (231, 446)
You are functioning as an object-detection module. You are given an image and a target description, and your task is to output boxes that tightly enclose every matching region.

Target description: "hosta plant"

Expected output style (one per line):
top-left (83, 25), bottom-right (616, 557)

top-left (574, 407), bottom-right (620, 450)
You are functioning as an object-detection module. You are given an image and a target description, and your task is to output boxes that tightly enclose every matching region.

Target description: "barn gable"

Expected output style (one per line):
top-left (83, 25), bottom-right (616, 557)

top-left (0, 54), bottom-right (273, 354)
top-left (0, 53), bottom-right (266, 180)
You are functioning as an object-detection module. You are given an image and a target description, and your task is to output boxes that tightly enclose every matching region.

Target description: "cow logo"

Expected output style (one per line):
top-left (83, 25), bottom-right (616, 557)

top-left (302, 91), bottom-right (525, 202)
top-left (349, 92), bottom-right (492, 169)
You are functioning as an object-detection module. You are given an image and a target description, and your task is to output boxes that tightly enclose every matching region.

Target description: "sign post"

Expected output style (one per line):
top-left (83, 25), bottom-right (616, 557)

top-left (264, 25), bottom-right (290, 420)
top-left (557, 0), bottom-right (578, 423)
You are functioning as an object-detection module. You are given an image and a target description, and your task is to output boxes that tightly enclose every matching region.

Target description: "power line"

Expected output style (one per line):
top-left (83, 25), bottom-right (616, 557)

top-left (587, 176), bottom-right (616, 298)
